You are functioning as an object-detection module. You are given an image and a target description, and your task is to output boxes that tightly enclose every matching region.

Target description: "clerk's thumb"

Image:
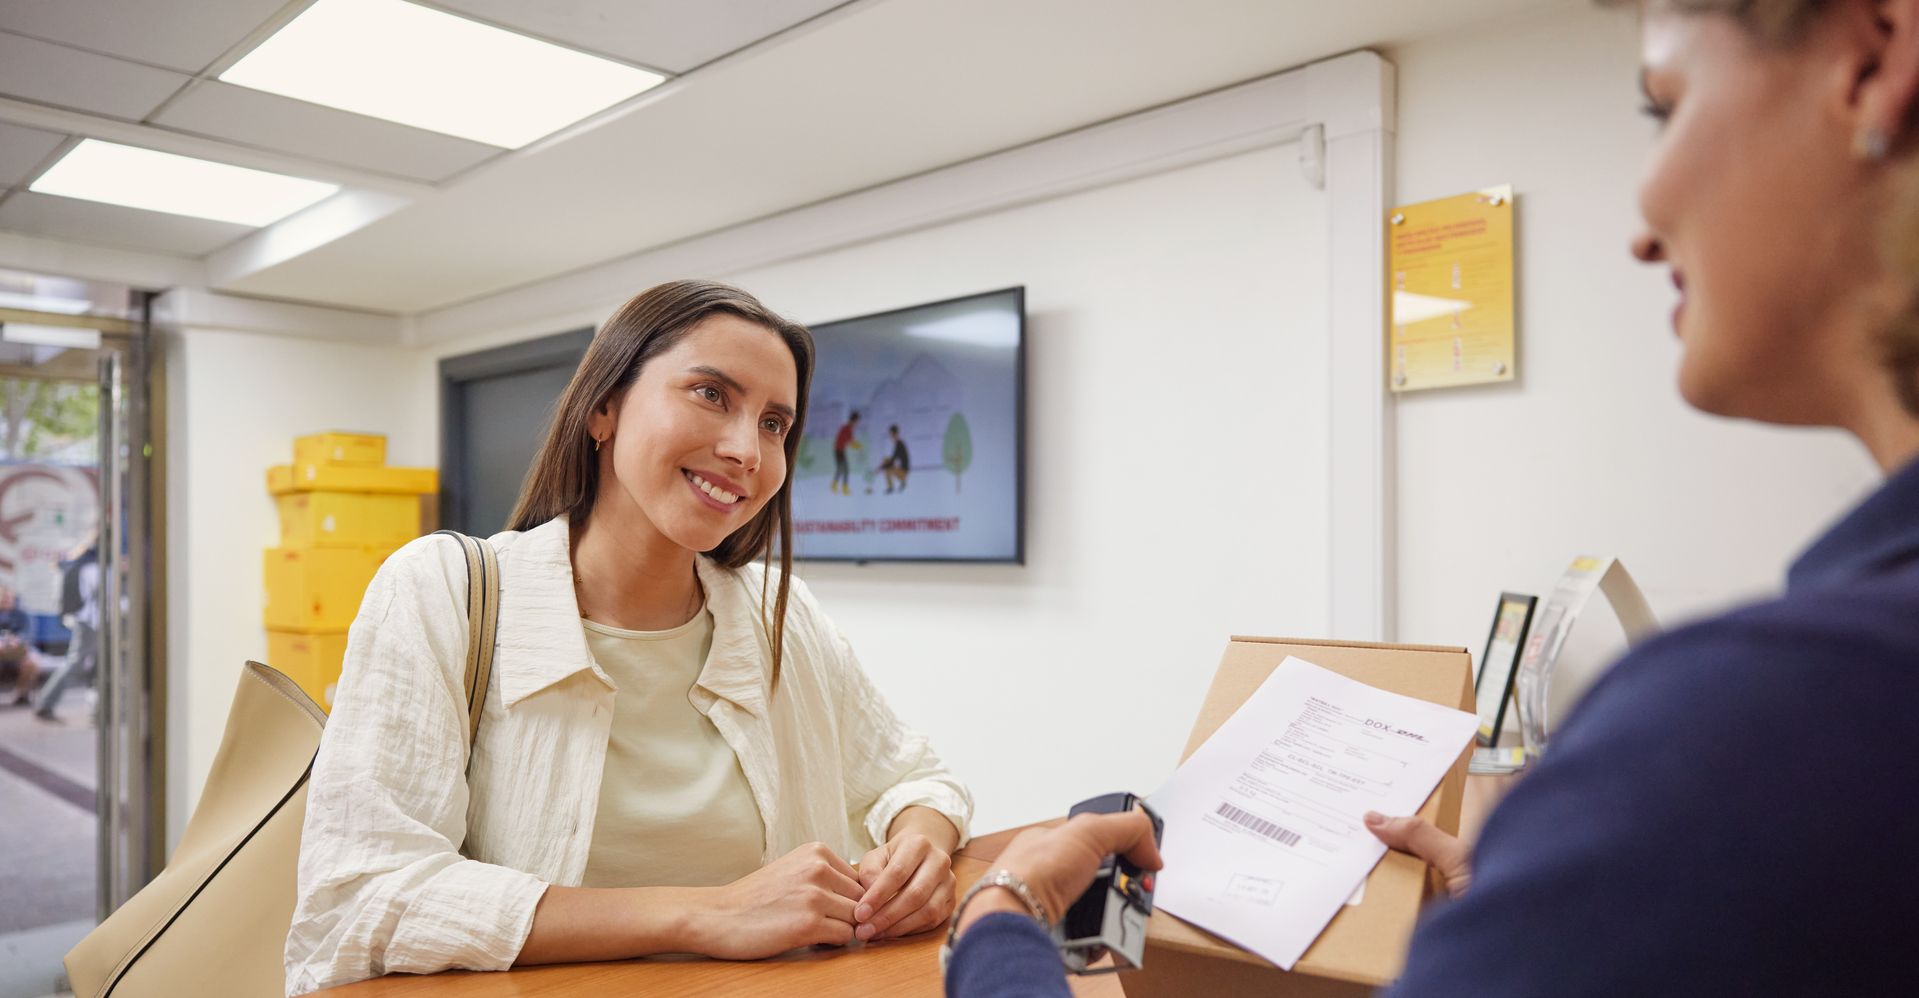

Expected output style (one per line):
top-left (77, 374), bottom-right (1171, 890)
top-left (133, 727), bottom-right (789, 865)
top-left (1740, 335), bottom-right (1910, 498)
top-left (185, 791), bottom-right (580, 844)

top-left (1364, 812), bottom-right (1471, 895)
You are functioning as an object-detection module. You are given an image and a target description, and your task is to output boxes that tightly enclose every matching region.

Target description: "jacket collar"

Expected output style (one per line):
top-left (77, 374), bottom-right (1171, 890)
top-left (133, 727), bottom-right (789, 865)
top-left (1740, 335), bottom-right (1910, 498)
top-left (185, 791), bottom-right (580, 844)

top-left (493, 515), bottom-right (599, 708)
top-left (693, 555), bottom-right (771, 717)
top-left (492, 515), bottom-right (769, 717)
top-left (1787, 454), bottom-right (1919, 593)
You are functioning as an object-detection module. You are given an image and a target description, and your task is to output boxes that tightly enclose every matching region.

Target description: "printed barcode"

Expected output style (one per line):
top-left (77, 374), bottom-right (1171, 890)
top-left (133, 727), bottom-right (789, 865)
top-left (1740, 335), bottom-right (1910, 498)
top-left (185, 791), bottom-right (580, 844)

top-left (1216, 802), bottom-right (1301, 846)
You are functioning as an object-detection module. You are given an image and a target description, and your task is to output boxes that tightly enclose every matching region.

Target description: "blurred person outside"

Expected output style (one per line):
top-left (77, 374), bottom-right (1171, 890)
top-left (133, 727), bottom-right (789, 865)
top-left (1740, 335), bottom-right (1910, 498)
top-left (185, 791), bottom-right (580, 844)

top-left (1, 586), bottom-right (42, 707)
top-left (32, 535), bottom-right (99, 721)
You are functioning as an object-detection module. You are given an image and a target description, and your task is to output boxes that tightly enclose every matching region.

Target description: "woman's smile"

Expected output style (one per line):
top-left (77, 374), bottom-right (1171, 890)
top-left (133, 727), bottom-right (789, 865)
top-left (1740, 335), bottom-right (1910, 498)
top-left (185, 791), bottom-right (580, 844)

top-left (684, 469), bottom-right (747, 512)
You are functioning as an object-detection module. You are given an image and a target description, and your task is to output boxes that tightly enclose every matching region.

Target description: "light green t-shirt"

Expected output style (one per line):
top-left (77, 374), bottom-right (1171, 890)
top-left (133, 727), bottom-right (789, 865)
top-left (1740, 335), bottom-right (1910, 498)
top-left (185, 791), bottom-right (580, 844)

top-left (578, 607), bottom-right (766, 888)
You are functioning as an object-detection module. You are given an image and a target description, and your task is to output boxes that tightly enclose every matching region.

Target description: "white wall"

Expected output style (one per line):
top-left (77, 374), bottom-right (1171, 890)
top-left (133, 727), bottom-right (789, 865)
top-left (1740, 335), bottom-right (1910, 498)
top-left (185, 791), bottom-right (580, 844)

top-left (163, 326), bottom-right (432, 846)
top-left (1385, 5), bottom-right (1880, 715)
top-left (726, 146), bottom-right (1331, 833)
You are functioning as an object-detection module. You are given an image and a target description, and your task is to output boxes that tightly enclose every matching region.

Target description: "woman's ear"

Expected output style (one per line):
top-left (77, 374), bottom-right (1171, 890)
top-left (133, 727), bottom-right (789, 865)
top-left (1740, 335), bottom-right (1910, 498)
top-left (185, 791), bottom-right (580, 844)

top-left (1852, 0), bottom-right (1919, 158)
top-left (586, 395), bottom-right (619, 445)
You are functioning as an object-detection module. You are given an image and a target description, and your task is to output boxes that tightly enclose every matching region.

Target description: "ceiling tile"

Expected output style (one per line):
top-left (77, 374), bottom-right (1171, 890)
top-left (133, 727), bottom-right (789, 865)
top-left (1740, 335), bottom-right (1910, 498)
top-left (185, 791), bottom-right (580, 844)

top-left (433, 0), bottom-right (847, 74)
top-left (0, 31), bottom-right (191, 120)
top-left (0, 0), bottom-right (290, 74)
top-left (0, 121), bottom-right (65, 187)
top-left (0, 191), bottom-right (252, 256)
top-left (153, 82), bottom-right (500, 184)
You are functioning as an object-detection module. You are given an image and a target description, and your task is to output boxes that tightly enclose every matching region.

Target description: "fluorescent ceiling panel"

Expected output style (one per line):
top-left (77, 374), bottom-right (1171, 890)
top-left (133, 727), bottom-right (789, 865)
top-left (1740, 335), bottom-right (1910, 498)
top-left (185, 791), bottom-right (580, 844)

top-left (0, 291), bottom-right (92, 315)
top-left (29, 140), bottom-right (338, 226)
top-left (220, 0), bottom-right (668, 149)
top-left (2, 323), bottom-right (102, 350)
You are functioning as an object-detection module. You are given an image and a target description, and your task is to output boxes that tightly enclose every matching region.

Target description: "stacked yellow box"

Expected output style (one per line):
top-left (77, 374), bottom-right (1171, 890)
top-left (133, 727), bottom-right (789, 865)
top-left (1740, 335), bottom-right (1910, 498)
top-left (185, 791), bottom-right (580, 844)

top-left (264, 432), bottom-right (438, 710)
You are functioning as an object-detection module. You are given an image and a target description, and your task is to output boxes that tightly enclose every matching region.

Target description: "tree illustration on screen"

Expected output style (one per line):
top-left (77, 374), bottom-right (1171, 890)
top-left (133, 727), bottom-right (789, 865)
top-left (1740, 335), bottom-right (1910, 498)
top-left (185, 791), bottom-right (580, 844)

top-left (795, 433), bottom-right (819, 478)
top-left (942, 412), bottom-right (973, 493)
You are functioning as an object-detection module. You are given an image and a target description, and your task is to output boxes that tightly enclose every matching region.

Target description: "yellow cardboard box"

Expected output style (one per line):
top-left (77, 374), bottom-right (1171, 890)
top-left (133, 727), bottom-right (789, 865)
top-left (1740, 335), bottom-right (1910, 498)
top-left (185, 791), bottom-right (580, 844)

top-left (268, 463), bottom-right (438, 497)
top-left (266, 629), bottom-right (348, 710)
top-left (294, 432), bottom-right (386, 468)
top-left (263, 546), bottom-right (390, 632)
top-left (276, 492), bottom-right (420, 549)
top-left (1121, 636), bottom-right (1475, 998)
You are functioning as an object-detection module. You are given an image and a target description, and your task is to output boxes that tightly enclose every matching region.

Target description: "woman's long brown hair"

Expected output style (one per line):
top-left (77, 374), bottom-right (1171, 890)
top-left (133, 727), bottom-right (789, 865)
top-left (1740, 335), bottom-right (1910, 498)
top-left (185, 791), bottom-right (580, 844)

top-left (506, 280), bottom-right (815, 686)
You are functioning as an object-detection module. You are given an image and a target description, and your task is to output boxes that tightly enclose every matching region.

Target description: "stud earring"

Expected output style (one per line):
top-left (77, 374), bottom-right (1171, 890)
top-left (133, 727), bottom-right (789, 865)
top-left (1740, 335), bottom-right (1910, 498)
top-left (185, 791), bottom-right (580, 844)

top-left (1858, 127), bottom-right (1891, 161)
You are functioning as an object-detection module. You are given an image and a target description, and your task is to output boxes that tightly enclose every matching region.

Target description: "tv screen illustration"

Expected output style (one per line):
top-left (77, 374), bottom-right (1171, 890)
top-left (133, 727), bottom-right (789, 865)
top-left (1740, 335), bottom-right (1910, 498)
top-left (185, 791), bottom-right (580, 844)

top-left (789, 287), bottom-right (1024, 562)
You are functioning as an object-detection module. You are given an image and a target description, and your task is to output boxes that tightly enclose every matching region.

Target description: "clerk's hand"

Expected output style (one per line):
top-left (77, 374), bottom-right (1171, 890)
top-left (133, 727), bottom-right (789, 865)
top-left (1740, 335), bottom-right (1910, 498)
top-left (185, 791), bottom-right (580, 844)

top-left (1365, 811), bottom-right (1472, 897)
top-left (687, 842), bottom-right (864, 959)
top-left (854, 832), bottom-right (956, 940)
top-left (956, 810), bottom-right (1164, 942)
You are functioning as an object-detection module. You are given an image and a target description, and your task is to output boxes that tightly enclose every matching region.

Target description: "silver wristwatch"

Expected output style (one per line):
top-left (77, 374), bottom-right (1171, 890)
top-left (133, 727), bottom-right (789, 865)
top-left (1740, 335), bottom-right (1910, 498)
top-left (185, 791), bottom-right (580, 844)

top-left (938, 869), bottom-right (1051, 973)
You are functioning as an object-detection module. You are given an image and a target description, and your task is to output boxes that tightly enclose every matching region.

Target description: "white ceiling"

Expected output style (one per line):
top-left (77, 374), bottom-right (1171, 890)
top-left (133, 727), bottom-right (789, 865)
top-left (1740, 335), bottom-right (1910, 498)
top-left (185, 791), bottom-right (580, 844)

top-left (0, 0), bottom-right (1571, 321)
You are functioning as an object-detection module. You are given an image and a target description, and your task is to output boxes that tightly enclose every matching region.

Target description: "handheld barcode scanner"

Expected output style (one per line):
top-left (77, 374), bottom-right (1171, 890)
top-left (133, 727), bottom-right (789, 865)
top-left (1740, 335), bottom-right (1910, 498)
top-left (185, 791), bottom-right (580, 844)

top-left (1055, 792), bottom-right (1163, 975)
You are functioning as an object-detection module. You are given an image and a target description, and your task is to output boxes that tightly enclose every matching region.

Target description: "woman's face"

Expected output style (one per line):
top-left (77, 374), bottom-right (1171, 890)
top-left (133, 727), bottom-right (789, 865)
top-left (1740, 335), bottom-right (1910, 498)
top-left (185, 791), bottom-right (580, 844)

top-left (1635, 7), bottom-right (1890, 424)
top-left (592, 314), bottom-right (799, 555)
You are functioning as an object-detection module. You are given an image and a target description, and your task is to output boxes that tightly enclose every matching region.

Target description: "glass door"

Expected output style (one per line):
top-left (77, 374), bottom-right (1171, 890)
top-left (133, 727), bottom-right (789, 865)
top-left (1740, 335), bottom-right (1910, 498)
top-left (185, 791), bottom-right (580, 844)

top-left (0, 272), bottom-right (161, 996)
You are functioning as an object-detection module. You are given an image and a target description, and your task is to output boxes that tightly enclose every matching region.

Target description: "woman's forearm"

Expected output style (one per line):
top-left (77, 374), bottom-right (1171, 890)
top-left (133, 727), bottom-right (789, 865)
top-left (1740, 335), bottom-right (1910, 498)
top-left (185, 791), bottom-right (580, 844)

top-left (516, 884), bottom-right (707, 965)
top-left (888, 804), bottom-right (961, 852)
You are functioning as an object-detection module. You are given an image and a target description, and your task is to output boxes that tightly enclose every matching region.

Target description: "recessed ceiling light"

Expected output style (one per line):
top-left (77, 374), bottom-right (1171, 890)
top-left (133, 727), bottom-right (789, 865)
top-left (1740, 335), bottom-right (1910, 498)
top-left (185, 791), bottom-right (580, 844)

top-left (220, 0), bottom-right (667, 149)
top-left (29, 140), bottom-right (339, 227)
top-left (0, 291), bottom-right (92, 315)
top-left (1, 323), bottom-right (101, 350)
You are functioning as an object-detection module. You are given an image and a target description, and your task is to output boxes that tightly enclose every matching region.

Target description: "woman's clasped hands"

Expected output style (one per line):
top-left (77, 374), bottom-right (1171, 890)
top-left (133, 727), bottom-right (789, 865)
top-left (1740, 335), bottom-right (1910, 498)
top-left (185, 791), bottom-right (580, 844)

top-left (689, 842), bottom-right (868, 959)
top-left (687, 827), bottom-right (959, 959)
top-left (853, 830), bottom-right (957, 941)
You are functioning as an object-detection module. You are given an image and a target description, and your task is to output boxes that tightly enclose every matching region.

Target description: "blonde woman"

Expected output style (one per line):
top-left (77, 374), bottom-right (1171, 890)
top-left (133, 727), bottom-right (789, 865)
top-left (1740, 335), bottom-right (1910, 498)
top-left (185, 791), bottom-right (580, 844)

top-left (944, 1), bottom-right (1919, 995)
top-left (286, 281), bottom-right (972, 994)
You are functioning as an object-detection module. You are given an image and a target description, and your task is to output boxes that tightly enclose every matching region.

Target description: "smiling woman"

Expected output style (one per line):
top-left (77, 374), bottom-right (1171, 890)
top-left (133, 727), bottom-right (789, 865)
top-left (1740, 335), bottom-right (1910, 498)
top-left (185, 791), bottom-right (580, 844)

top-left (283, 281), bottom-right (974, 994)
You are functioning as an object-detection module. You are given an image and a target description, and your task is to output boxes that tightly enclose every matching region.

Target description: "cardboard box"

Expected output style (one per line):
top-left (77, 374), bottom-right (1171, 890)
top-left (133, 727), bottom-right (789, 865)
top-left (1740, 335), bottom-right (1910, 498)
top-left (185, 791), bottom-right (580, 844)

top-left (293, 431), bottom-right (386, 468)
top-left (1121, 636), bottom-right (1474, 998)
top-left (262, 546), bottom-right (389, 632)
top-left (276, 491), bottom-right (421, 549)
top-left (268, 463), bottom-right (438, 497)
top-left (265, 629), bottom-right (348, 711)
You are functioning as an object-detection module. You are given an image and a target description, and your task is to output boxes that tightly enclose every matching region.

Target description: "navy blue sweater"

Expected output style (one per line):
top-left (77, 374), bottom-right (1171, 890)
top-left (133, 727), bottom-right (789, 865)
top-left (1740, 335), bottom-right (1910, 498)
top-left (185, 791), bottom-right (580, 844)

top-left (948, 458), bottom-right (1919, 998)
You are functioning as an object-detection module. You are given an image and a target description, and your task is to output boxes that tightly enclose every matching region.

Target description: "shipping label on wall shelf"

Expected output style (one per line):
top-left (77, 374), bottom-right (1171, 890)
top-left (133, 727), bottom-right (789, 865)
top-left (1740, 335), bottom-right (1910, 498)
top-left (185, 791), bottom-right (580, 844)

top-left (1387, 184), bottom-right (1516, 392)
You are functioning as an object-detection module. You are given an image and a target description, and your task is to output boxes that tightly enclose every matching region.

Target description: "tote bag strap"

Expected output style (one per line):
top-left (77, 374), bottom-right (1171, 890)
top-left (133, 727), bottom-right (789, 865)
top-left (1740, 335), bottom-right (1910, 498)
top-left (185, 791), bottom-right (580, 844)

top-left (433, 530), bottom-right (499, 749)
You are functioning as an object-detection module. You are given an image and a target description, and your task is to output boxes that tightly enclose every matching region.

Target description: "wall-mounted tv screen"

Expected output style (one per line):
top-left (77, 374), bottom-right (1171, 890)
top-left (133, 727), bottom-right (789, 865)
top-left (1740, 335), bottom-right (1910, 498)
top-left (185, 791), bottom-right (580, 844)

top-left (790, 287), bottom-right (1024, 563)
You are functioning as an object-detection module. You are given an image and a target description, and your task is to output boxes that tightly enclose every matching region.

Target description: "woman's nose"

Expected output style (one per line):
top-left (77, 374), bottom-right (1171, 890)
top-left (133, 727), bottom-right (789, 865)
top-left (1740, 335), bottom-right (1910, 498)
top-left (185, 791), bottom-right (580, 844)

top-left (716, 418), bottom-right (759, 471)
top-left (1630, 231), bottom-right (1665, 264)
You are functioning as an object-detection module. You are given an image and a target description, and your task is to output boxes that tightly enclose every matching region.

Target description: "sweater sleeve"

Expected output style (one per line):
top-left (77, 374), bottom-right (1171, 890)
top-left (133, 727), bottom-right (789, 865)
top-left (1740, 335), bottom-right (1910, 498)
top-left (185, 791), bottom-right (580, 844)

top-left (283, 535), bottom-right (548, 995)
top-left (1387, 598), bottom-right (1919, 997)
top-left (945, 913), bottom-right (1072, 998)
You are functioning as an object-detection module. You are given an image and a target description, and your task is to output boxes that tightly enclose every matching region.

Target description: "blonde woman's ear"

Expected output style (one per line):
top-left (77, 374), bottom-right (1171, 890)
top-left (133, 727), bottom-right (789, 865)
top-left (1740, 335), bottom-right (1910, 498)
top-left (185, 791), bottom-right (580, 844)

top-left (1849, 0), bottom-right (1919, 160)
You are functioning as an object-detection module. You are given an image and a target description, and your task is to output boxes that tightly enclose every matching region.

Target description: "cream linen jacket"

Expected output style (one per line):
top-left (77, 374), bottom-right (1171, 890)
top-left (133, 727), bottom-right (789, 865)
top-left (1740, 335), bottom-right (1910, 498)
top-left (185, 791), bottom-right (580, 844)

top-left (284, 516), bottom-right (973, 995)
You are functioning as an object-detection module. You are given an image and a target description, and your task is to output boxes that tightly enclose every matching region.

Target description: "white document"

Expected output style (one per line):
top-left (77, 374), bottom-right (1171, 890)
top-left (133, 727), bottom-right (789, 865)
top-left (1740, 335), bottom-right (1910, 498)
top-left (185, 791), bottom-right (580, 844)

top-left (1149, 656), bottom-right (1478, 970)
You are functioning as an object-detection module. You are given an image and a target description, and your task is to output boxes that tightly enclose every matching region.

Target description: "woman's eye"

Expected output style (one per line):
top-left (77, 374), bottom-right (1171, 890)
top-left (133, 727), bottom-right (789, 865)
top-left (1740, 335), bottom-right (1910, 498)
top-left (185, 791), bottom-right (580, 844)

top-left (697, 385), bottom-right (723, 404)
top-left (761, 417), bottom-right (787, 435)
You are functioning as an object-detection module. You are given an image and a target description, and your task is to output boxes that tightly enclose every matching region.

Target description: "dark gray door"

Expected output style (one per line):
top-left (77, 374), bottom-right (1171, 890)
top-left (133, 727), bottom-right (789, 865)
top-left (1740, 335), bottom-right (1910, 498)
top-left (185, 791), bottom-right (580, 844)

top-left (441, 329), bottom-right (592, 536)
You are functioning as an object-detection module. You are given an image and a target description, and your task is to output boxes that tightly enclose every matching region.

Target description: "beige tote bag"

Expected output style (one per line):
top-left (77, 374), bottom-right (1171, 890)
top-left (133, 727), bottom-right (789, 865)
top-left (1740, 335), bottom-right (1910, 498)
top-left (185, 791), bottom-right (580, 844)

top-left (65, 532), bottom-right (499, 998)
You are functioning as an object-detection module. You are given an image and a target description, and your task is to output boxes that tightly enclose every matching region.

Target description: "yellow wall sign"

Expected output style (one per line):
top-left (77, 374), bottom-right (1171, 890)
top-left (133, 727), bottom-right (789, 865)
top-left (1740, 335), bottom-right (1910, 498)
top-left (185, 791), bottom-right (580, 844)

top-left (1387, 185), bottom-right (1515, 392)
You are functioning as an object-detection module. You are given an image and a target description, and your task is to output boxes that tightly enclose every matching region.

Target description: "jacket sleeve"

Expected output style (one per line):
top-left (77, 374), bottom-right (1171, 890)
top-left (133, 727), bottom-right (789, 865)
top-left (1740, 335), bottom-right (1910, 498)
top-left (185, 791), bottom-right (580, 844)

top-left (284, 535), bottom-right (548, 995)
top-left (945, 913), bottom-right (1073, 998)
top-left (791, 579), bottom-right (975, 850)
